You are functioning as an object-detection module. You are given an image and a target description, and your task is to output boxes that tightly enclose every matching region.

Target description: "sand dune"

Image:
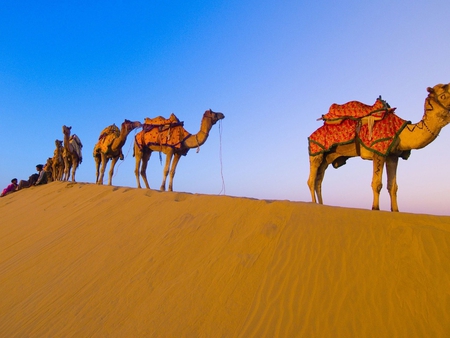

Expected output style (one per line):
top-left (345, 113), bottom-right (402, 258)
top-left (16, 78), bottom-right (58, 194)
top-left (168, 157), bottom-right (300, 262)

top-left (1, 182), bottom-right (449, 337)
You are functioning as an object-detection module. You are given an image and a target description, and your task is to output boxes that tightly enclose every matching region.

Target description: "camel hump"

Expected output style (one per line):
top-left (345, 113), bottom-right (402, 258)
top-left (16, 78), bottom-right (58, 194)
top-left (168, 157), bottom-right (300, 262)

top-left (144, 113), bottom-right (179, 125)
top-left (144, 113), bottom-right (182, 126)
top-left (98, 124), bottom-right (120, 140)
top-left (69, 134), bottom-right (83, 161)
top-left (319, 97), bottom-right (392, 124)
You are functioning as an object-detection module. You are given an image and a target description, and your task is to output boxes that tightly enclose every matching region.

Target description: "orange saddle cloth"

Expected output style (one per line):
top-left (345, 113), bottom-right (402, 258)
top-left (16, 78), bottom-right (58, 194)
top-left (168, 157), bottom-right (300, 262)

top-left (136, 113), bottom-right (191, 150)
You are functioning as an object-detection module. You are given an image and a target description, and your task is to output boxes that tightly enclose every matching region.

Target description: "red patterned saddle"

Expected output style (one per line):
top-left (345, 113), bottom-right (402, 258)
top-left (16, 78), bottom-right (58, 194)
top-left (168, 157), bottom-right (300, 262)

top-left (318, 97), bottom-right (393, 124)
top-left (308, 97), bottom-right (410, 157)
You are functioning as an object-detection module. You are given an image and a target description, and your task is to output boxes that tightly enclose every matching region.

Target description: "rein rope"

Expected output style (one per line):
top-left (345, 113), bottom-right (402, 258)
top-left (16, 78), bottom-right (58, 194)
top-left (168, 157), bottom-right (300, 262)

top-left (113, 129), bottom-right (139, 178)
top-left (218, 119), bottom-right (226, 195)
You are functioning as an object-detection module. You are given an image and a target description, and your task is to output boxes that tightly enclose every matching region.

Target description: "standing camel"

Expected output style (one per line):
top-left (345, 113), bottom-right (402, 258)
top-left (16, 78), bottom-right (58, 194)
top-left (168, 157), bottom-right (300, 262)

top-left (134, 109), bottom-right (225, 191)
top-left (62, 125), bottom-right (83, 182)
top-left (52, 139), bottom-right (65, 181)
top-left (307, 83), bottom-right (450, 212)
top-left (93, 119), bottom-right (142, 185)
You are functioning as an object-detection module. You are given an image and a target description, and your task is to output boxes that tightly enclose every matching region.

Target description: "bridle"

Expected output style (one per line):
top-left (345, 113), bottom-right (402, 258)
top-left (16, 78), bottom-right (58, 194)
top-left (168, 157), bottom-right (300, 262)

top-left (427, 86), bottom-right (450, 112)
top-left (410, 87), bottom-right (450, 137)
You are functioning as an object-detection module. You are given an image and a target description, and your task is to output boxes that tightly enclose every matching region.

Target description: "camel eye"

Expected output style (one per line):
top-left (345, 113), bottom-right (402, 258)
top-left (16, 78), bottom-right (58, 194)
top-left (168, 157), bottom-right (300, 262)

top-left (441, 94), bottom-right (446, 100)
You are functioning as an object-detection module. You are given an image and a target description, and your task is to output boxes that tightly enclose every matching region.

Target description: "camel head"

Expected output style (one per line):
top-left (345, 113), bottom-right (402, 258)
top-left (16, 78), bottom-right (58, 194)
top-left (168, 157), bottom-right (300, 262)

top-left (45, 157), bottom-right (53, 168)
top-left (122, 119), bottom-right (142, 133)
top-left (426, 83), bottom-right (450, 125)
top-left (62, 125), bottom-right (72, 136)
top-left (203, 109), bottom-right (225, 125)
top-left (55, 139), bottom-right (63, 147)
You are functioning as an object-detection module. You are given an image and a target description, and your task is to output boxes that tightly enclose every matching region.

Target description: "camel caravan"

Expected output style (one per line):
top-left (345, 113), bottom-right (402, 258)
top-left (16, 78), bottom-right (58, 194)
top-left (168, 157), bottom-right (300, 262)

top-left (5, 83), bottom-right (450, 211)
top-left (307, 83), bottom-right (450, 212)
top-left (17, 109), bottom-right (224, 195)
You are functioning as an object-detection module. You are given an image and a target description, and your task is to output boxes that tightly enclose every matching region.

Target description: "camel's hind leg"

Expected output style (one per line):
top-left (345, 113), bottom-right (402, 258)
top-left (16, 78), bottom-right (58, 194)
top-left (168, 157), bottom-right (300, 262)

top-left (386, 155), bottom-right (399, 212)
top-left (307, 154), bottom-right (325, 203)
top-left (134, 144), bottom-right (151, 189)
top-left (160, 151), bottom-right (174, 191)
top-left (371, 154), bottom-right (385, 210)
top-left (167, 153), bottom-right (182, 192)
top-left (139, 150), bottom-right (152, 189)
top-left (94, 155), bottom-right (101, 184)
top-left (97, 154), bottom-right (109, 185)
top-left (107, 157), bottom-right (118, 186)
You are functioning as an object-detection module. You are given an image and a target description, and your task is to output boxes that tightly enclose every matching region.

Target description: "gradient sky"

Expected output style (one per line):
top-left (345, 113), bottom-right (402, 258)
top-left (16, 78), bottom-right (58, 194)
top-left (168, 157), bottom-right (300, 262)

top-left (1, 1), bottom-right (450, 215)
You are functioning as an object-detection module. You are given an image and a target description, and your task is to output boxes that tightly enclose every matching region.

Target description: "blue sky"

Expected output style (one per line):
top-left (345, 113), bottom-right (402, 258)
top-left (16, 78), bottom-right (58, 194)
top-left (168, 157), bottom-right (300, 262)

top-left (1, 1), bottom-right (450, 215)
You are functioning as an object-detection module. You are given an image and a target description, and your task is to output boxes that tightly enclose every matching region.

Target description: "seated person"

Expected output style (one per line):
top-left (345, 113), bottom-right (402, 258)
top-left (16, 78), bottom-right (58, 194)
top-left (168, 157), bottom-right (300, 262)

top-left (18, 165), bottom-right (45, 190)
top-left (35, 164), bottom-right (48, 186)
top-left (1, 178), bottom-right (18, 197)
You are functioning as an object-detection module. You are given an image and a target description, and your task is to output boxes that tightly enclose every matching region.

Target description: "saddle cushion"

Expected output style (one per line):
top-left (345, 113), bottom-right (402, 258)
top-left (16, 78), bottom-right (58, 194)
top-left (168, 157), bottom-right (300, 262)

top-left (320, 98), bottom-right (390, 124)
top-left (93, 125), bottom-right (120, 155)
top-left (136, 114), bottom-right (191, 152)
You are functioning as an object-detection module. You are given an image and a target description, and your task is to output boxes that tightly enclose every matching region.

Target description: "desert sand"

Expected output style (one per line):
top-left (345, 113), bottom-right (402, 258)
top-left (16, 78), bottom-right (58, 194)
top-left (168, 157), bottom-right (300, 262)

top-left (1, 181), bottom-right (449, 337)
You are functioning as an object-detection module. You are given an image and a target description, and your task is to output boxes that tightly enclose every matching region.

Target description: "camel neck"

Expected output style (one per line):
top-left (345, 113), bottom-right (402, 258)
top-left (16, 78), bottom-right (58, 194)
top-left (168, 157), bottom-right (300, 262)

top-left (183, 117), bottom-right (213, 149)
top-left (399, 110), bottom-right (445, 150)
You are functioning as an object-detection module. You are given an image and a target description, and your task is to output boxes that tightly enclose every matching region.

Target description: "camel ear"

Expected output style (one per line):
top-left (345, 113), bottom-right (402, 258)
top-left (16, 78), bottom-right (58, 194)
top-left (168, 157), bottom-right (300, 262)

top-left (427, 87), bottom-right (434, 93)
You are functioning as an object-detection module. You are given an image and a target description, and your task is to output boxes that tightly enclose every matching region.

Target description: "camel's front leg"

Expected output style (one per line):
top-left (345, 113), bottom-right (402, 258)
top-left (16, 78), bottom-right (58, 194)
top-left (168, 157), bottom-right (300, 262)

top-left (386, 155), bottom-right (399, 212)
top-left (108, 157), bottom-right (119, 186)
top-left (160, 151), bottom-right (174, 191)
top-left (140, 150), bottom-right (152, 189)
top-left (71, 160), bottom-right (77, 182)
top-left (168, 153), bottom-right (182, 192)
top-left (63, 159), bottom-right (70, 181)
top-left (371, 154), bottom-right (385, 210)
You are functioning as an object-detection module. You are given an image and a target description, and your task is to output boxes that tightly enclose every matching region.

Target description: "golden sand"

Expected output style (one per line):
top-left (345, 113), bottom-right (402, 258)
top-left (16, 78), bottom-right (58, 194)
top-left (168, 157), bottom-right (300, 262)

top-left (1, 182), bottom-right (449, 337)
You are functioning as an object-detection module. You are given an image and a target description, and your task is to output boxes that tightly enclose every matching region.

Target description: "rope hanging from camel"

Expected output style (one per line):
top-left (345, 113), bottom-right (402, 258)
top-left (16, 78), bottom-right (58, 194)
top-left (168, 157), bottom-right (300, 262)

top-left (218, 119), bottom-right (226, 195)
top-left (113, 128), bottom-right (139, 179)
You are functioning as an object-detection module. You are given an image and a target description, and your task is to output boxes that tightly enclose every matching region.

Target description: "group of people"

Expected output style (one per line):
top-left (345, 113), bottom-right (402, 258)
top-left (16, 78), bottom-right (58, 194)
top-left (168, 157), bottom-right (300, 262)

top-left (1, 164), bottom-right (48, 197)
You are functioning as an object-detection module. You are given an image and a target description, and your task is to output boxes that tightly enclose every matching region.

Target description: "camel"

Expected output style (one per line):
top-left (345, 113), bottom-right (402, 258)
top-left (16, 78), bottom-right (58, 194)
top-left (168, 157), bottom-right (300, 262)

top-left (134, 109), bottom-right (225, 191)
top-left (62, 125), bottom-right (83, 182)
top-left (51, 140), bottom-right (65, 181)
top-left (44, 157), bottom-right (54, 183)
top-left (93, 119), bottom-right (142, 185)
top-left (307, 83), bottom-right (450, 212)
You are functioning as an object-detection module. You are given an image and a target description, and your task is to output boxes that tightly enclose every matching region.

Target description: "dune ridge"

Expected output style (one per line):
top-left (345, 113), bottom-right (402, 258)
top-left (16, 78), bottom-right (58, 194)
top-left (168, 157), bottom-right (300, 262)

top-left (1, 182), bottom-right (449, 337)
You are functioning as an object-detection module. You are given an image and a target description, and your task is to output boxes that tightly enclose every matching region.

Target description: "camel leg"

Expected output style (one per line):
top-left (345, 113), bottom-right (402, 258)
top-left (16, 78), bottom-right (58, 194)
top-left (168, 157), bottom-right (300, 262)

top-left (161, 151), bottom-right (174, 191)
top-left (71, 158), bottom-right (78, 182)
top-left (315, 160), bottom-right (329, 204)
top-left (307, 155), bottom-right (323, 203)
top-left (97, 154), bottom-right (109, 185)
top-left (386, 155), bottom-right (399, 212)
top-left (95, 155), bottom-right (101, 184)
top-left (108, 157), bottom-right (118, 186)
top-left (63, 159), bottom-right (70, 181)
top-left (134, 144), bottom-right (143, 188)
top-left (167, 153), bottom-right (181, 192)
top-left (52, 163), bottom-right (58, 181)
top-left (140, 150), bottom-right (152, 189)
top-left (371, 154), bottom-right (385, 210)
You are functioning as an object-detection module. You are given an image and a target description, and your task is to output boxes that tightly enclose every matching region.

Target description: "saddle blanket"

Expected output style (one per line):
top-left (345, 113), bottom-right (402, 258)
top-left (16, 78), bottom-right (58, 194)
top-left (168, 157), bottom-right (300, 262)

top-left (136, 113), bottom-right (191, 151)
top-left (319, 97), bottom-right (391, 124)
top-left (93, 124), bottom-right (120, 154)
top-left (308, 110), bottom-right (410, 157)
